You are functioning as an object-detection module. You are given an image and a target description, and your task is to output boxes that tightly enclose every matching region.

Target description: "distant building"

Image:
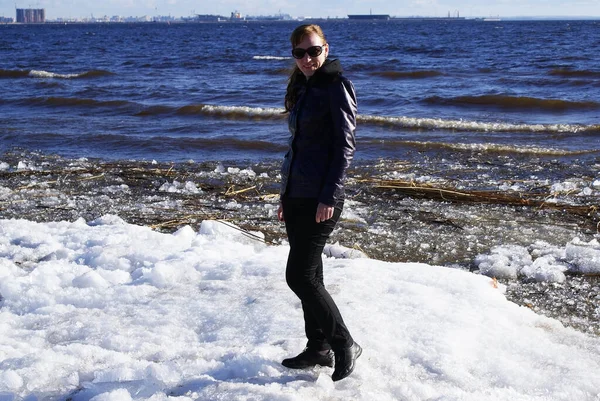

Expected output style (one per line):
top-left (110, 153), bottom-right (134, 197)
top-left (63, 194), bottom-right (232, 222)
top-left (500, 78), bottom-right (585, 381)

top-left (193, 14), bottom-right (225, 22)
top-left (245, 13), bottom-right (293, 21)
top-left (0, 16), bottom-right (14, 23)
top-left (16, 8), bottom-right (45, 23)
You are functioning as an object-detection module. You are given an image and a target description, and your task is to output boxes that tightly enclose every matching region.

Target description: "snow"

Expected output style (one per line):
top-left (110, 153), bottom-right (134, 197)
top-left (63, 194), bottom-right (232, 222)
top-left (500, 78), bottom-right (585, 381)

top-left (0, 217), bottom-right (599, 401)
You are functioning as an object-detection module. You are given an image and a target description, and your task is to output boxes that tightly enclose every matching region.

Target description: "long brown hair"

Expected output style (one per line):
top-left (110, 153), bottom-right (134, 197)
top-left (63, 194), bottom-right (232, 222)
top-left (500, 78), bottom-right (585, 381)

top-left (284, 24), bottom-right (327, 112)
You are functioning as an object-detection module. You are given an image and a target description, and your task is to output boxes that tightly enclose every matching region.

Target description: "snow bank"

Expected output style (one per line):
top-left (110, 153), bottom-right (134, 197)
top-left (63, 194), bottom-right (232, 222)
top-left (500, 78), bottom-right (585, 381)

top-left (0, 217), bottom-right (599, 401)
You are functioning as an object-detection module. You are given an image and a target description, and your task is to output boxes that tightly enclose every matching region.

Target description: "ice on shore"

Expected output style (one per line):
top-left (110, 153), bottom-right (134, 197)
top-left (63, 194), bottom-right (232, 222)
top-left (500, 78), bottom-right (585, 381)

top-left (0, 217), bottom-right (599, 401)
top-left (475, 238), bottom-right (600, 282)
top-left (159, 180), bottom-right (202, 194)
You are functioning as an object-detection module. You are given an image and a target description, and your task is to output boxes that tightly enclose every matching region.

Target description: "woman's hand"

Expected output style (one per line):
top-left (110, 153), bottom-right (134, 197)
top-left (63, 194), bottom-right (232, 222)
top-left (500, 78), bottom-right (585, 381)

top-left (277, 203), bottom-right (285, 222)
top-left (315, 202), bottom-right (334, 223)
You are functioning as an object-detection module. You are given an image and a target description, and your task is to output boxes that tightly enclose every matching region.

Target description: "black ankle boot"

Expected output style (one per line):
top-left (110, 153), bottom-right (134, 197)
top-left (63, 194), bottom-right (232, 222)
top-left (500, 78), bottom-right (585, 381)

top-left (332, 342), bottom-right (362, 381)
top-left (282, 348), bottom-right (334, 369)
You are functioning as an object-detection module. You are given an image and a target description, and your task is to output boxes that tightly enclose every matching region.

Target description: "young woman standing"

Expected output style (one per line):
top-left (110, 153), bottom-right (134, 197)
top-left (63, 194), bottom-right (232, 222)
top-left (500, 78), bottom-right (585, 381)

top-left (278, 24), bottom-right (361, 382)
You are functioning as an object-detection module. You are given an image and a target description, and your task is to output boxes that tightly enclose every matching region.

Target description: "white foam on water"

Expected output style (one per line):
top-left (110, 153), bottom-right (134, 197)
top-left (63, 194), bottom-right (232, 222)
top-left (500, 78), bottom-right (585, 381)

top-left (253, 55), bottom-right (290, 60)
top-left (357, 114), bottom-right (598, 134)
top-left (28, 70), bottom-right (83, 79)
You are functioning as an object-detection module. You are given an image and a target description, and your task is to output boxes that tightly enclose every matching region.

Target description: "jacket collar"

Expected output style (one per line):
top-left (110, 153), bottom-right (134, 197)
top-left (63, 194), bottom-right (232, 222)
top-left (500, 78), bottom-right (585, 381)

top-left (308, 58), bottom-right (343, 85)
top-left (293, 59), bottom-right (343, 88)
top-left (318, 58), bottom-right (343, 76)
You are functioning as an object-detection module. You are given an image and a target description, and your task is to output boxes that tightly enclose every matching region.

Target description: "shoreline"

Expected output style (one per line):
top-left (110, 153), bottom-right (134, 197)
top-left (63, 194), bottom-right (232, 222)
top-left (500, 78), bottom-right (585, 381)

top-left (0, 150), bottom-right (598, 336)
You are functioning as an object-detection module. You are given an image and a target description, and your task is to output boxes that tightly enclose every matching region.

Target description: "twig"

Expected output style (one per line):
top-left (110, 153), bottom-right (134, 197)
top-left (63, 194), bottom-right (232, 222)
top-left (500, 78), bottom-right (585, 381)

top-left (225, 185), bottom-right (257, 196)
top-left (79, 173), bottom-right (105, 181)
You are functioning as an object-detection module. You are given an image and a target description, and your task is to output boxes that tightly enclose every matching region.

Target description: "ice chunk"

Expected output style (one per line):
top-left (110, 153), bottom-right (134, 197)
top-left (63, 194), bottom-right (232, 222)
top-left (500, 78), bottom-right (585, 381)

top-left (550, 180), bottom-right (578, 193)
top-left (89, 215), bottom-right (127, 226)
top-left (520, 255), bottom-right (567, 283)
top-left (158, 181), bottom-right (201, 194)
top-left (324, 242), bottom-right (368, 259)
top-left (474, 245), bottom-right (532, 279)
top-left (565, 239), bottom-right (600, 274)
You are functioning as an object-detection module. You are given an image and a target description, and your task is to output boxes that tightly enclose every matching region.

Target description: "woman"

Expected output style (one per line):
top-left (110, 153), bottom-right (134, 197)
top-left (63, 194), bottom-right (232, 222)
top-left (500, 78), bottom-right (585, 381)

top-left (277, 24), bottom-right (361, 382)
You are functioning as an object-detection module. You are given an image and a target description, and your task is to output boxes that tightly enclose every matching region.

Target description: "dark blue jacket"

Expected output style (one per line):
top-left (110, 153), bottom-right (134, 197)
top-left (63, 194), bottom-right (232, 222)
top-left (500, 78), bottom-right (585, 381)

top-left (280, 59), bottom-right (357, 206)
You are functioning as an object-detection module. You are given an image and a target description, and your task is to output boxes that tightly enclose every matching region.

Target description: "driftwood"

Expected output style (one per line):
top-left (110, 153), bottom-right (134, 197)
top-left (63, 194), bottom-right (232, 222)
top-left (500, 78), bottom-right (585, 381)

top-left (363, 179), bottom-right (599, 218)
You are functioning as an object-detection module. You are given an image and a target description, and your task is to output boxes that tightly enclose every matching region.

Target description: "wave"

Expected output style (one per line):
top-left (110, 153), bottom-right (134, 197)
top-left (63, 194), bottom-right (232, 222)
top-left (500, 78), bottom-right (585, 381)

top-left (348, 63), bottom-right (381, 72)
top-left (0, 68), bottom-right (115, 79)
top-left (425, 95), bottom-right (600, 111)
top-left (12, 97), bottom-right (286, 119)
top-left (356, 114), bottom-right (600, 134)
top-left (363, 140), bottom-right (598, 156)
top-left (134, 105), bottom-right (177, 116)
top-left (164, 104), bottom-right (600, 134)
top-left (549, 69), bottom-right (600, 78)
top-left (29, 70), bottom-right (84, 79)
top-left (30, 69), bottom-right (115, 79)
top-left (369, 70), bottom-right (444, 79)
top-left (22, 96), bottom-right (132, 109)
top-left (0, 69), bottom-right (30, 78)
top-left (11, 96), bottom-right (600, 135)
top-left (175, 104), bottom-right (286, 120)
top-left (253, 55), bottom-right (290, 60)
top-left (134, 103), bottom-right (287, 120)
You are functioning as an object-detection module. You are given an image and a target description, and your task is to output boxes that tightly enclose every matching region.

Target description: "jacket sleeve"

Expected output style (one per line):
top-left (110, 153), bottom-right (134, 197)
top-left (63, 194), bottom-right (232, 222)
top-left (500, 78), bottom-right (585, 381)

top-left (319, 77), bottom-right (357, 206)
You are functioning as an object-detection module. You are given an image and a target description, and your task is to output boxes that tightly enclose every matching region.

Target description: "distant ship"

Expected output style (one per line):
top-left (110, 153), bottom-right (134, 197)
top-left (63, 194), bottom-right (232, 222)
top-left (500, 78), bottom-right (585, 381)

top-left (391, 16), bottom-right (466, 21)
top-left (348, 10), bottom-right (466, 21)
top-left (348, 14), bottom-right (390, 20)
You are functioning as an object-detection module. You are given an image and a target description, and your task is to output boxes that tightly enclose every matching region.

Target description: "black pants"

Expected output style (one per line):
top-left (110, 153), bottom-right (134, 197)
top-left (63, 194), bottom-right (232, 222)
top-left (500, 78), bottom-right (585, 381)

top-left (282, 197), bottom-right (354, 352)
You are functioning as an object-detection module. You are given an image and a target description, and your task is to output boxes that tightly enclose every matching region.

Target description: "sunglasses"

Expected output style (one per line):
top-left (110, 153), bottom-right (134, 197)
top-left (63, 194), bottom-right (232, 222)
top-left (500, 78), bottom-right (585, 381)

top-left (291, 45), bottom-right (325, 59)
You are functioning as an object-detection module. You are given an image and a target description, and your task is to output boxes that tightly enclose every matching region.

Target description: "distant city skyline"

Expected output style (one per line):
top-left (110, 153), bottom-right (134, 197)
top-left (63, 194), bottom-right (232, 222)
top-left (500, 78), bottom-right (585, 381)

top-left (1, 0), bottom-right (599, 19)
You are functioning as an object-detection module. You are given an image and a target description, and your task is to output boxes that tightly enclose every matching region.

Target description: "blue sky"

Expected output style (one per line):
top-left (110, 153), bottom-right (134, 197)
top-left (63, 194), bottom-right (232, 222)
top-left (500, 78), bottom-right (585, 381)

top-left (2, 0), bottom-right (599, 19)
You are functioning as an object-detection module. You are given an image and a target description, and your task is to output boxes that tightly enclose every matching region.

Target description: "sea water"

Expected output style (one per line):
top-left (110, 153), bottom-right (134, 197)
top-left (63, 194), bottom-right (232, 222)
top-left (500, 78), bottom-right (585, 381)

top-left (1, 20), bottom-right (599, 164)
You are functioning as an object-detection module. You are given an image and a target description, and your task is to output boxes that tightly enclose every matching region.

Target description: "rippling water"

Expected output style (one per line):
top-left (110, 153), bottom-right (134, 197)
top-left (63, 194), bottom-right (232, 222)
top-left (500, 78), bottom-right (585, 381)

top-left (1, 20), bottom-right (599, 163)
